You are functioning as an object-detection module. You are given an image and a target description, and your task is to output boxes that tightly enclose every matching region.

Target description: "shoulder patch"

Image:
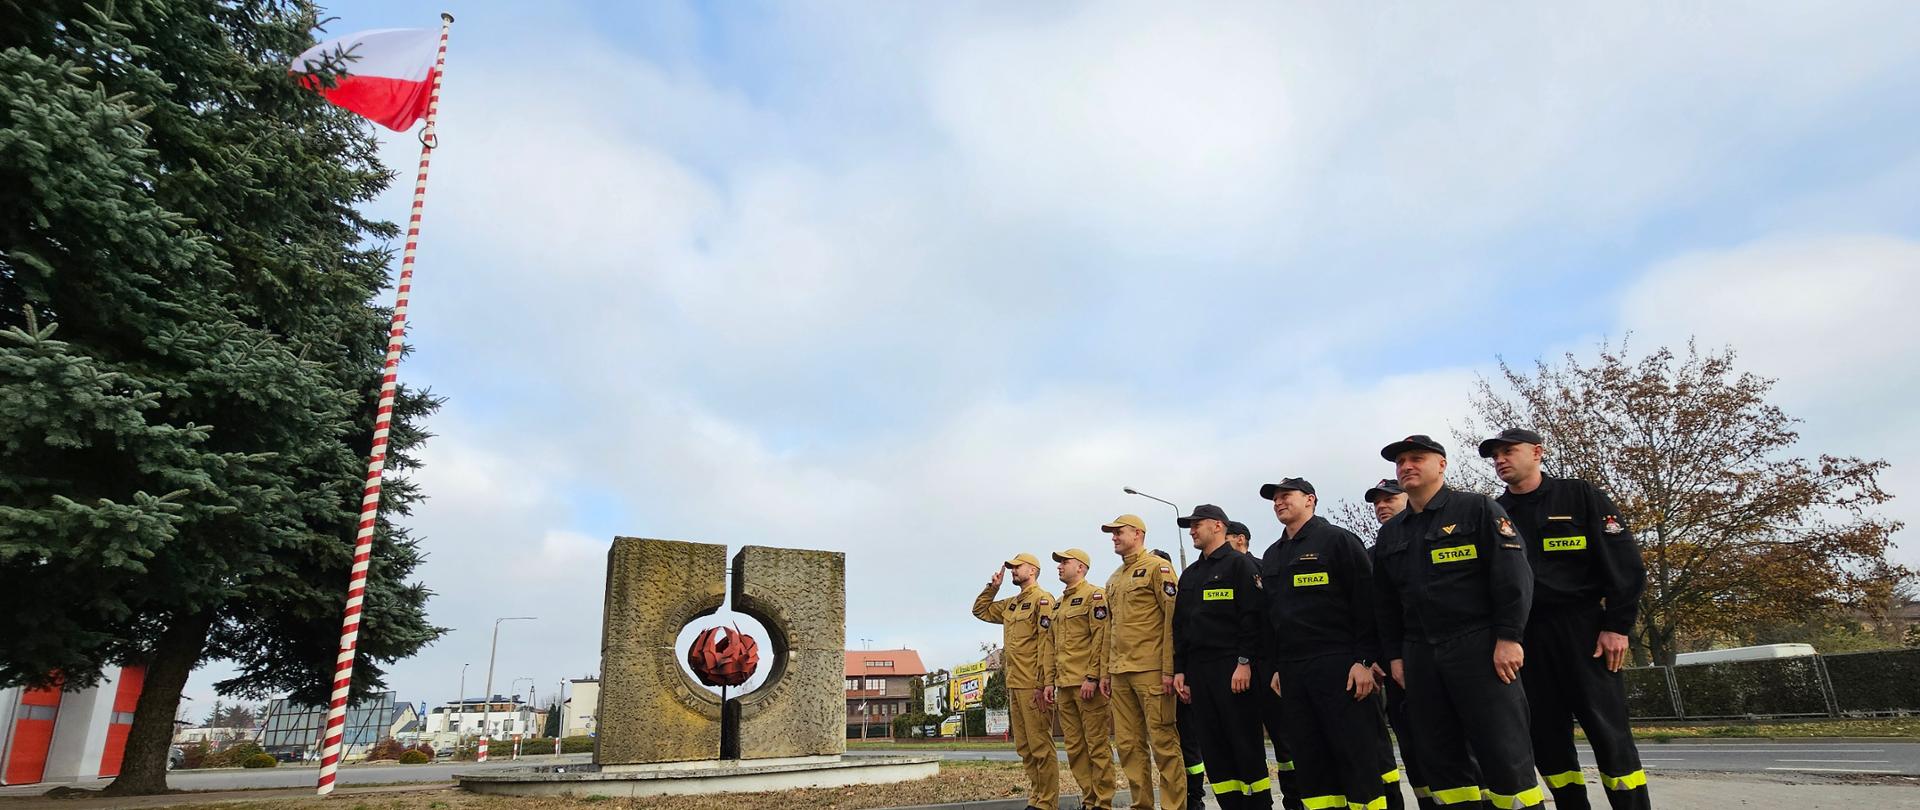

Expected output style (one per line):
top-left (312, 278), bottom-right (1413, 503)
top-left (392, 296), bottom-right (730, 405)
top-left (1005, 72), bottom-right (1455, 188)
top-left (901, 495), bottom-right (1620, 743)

top-left (1090, 592), bottom-right (1104, 601)
top-left (1163, 581), bottom-right (1177, 597)
top-left (1039, 597), bottom-right (1051, 605)
top-left (1159, 565), bottom-right (1172, 574)
top-left (1039, 614), bottom-right (1051, 628)
top-left (1604, 515), bottom-right (1625, 535)
top-left (1497, 517), bottom-right (1517, 538)
top-left (1093, 605), bottom-right (1108, 620)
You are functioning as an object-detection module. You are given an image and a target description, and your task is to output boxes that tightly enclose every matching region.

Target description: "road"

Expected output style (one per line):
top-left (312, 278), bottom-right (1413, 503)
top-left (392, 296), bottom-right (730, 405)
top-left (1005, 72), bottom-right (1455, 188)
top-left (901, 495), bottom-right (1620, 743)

top-left (5, 742), bottom-right (1913, 796)
top-left (869, 740), bottom-right (1920, 777)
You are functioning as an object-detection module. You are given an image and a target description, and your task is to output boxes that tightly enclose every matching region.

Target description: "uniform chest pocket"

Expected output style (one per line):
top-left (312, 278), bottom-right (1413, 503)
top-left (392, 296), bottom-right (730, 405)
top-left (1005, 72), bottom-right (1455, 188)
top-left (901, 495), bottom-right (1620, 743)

top-left (1541, 519), bottom-right (1586, 552)
top-left (1427, 527), bottom-right (1480, 565)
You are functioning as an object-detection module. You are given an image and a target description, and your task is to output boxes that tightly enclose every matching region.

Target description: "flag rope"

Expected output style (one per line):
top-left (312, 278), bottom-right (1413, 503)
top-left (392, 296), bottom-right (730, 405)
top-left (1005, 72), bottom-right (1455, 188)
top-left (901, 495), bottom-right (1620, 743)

top-left (316, 12), bottom-right (453, 797)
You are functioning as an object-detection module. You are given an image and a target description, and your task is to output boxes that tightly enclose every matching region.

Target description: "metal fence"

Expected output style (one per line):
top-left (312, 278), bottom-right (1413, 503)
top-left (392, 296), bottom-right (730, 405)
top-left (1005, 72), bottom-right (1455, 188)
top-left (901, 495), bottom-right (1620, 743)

top-left (1625, 647), bottom-right (1920, 720)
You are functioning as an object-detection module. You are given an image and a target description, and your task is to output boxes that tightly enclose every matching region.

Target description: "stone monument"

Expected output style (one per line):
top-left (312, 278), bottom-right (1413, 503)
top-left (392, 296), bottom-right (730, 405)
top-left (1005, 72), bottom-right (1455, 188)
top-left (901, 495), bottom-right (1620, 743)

top-left (456, 537), bottom-right (936, 798)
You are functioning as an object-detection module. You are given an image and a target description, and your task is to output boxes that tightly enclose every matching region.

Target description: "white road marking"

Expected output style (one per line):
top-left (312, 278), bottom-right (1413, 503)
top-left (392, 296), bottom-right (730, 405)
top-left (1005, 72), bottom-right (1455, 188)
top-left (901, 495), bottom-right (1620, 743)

top-left (1772, 759), bottom-right (1891, 763)
top-left (1765, 767), bottom-right (1901, 774)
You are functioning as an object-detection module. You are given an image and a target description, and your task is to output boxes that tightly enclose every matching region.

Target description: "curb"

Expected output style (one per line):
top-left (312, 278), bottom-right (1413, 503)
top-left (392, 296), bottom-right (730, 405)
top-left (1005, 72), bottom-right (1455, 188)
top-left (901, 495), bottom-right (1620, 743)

top-left (878, 791), bottom-right (1137, 810)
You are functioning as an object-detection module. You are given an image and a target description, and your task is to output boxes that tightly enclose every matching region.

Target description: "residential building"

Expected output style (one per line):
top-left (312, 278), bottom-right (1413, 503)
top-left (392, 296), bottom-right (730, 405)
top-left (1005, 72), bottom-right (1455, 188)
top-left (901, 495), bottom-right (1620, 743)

top-left (563, 678), bottom-right (598, 737)
top-left (0, 666), bottom-right (143, 786)
top-left (422, 696), bottom-right (542, 741)
top-left (845, 649), bottom-right (927, 733)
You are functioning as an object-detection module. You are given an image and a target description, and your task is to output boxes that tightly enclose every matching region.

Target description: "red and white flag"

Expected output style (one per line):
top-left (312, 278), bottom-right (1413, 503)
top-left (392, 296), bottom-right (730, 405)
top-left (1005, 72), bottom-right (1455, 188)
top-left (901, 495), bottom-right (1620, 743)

top-left (291, 28), bottom-right (439, 131)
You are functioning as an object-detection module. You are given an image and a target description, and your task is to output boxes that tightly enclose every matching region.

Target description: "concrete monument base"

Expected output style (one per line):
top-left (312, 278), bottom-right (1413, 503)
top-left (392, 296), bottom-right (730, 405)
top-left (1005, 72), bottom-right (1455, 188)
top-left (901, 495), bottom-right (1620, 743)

top-left (453, 754), bottom-right (940, 799)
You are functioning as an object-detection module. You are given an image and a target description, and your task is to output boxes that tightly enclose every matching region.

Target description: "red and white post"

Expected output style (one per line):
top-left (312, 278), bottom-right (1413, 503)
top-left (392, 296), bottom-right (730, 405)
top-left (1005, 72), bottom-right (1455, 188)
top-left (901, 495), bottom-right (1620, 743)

top-left (315, 12), bottom-right (454, 797)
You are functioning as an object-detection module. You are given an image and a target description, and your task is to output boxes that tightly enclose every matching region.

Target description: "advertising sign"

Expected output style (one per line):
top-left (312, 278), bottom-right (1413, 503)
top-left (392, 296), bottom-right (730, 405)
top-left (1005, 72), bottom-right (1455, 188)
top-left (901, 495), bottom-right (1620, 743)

top-left (985, 708), bottom-right (1010, 735)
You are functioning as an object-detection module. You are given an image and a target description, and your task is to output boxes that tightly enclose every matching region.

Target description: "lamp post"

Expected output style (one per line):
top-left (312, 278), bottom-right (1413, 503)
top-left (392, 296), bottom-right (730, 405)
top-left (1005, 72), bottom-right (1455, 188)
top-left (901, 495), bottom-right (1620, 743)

top-left (512, 677), bottom-right (536, 742)
top-left (1123, 486), bottom-right (1188, 569)
top-left (455, 662), bottom-right (469, 739)
top-left (479, 617), bottom-right (536, 762)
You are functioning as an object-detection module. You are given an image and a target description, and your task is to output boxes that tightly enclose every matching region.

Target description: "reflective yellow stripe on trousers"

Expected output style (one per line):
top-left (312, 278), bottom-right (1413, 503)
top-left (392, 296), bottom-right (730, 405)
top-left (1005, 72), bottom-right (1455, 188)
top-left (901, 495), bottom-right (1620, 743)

top-left (1211, 780), bottom-right (1246, 795)
top-left (1602, 770), bottom-right (1647, 791)
top-left (1381, 768), bottom-right (1402, 784)
top-left (1347, 797), bottom-right (1388, 810)
top-left (1483, 786), bottom-right (1545, 809)
top-left (1247, 777), bottom-right (1273, 793)
top-left (1302, 795), bottom-right (1349, 810)
top-left (1544, 770), bottom-right (1585, 788)
top-left (1429, 786), bottom-right (1483, 806)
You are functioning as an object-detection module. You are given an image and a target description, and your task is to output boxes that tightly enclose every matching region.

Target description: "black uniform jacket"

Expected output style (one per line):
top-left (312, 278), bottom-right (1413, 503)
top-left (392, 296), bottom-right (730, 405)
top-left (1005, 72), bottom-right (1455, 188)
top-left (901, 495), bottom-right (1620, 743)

top-left (1373, 485), bottom-right (1533, 661)
top-left (1497, 474), bottom-right (1647, 635)
top-left (1259, 515), bottom-right (1377, 665)
top-left (1174, 543), bottom-right (1266, 672)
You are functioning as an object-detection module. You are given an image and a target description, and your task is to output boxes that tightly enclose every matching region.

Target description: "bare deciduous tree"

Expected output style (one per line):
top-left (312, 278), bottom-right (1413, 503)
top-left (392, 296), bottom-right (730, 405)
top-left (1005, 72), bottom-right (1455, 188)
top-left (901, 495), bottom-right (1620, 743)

top-left (1457, 340), bottom-right (1906, 665)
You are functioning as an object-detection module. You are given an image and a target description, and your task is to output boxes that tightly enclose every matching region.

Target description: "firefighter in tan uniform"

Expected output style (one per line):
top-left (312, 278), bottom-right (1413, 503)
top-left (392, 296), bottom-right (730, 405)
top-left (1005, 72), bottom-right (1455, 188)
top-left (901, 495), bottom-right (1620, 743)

top-left (975, 552), bottom-right (1063, 810)
top-left (1101, 515), bottom-right (1188, 810)
top-left (1045, 548), bottom-right (1118, 810)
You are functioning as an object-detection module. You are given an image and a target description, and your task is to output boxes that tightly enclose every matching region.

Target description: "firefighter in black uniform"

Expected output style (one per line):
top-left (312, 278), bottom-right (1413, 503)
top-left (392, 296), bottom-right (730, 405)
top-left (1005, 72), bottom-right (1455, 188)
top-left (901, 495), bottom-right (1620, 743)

top-left (1156, 548), bottom-right (1214, 810)
top-left (1232, 521), bottom-right (1303, 810)
top-left (1373, 435), bottom-right (1543, 810)
top-left (1173, 504), bottom-right (1273, 810)
top-left (1258, 478), bottom-right (1400, 810)
top-left (1365, 478), bottom-right (1438, 810)
top-left (1481, 428), bottom-right (1651, 810)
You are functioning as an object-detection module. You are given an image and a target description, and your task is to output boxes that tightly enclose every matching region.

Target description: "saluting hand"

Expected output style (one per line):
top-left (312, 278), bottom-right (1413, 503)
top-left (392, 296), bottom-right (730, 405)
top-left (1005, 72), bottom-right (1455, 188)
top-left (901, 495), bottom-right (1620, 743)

top-left (1347, 663), bottom-right (1376, 700)
top-left (989, 567), bottom-right (1005, 588)
top-left (1493, 639), bottom-right (1525, 684)
top-left (1593, 631), bottom-right (1630, 673)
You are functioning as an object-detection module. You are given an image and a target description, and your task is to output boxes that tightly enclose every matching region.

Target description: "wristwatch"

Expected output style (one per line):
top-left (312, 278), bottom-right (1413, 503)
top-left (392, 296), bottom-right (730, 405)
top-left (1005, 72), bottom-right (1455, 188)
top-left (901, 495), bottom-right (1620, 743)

top-left (1236, 656), bottom-right (1251, 665)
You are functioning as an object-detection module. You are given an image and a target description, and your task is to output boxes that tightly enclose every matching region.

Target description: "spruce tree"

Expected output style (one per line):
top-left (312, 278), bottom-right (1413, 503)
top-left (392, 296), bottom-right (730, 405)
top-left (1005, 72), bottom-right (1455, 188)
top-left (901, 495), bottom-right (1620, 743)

top-left (1, 0), bottom-right (443, 793)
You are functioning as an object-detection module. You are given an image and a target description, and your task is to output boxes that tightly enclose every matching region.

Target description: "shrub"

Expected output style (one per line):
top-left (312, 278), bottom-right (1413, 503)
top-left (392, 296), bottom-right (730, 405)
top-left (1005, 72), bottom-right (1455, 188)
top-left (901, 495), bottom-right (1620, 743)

top-left (560, 735), bottom-right (595, 754)
top-left (177, 740), bottom-right (213, 770)
top-left (365, 737), bottom-right (408, 761)
top-left (398, 750), bottom-right (429, 764)
top-left (204, 740), bottom-right (265, 768)
top-left (242, 753), bottom-right (278, 768)
top-left (412, 743), bottom-right (435, 759)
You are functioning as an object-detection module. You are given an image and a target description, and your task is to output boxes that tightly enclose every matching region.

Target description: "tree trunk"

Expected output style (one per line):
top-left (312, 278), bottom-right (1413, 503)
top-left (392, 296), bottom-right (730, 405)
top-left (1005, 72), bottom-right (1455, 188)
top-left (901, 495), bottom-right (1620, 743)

top-left (102, 610), bottom-right (214, 796)
top-left (1644, 621), bottom-right (1678, 667)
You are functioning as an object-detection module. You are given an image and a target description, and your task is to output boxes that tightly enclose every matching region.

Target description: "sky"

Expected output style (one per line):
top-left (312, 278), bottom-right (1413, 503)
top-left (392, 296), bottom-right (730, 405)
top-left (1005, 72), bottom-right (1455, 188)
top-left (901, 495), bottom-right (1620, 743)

top-left (180, 1), bottom-right (1920, 720)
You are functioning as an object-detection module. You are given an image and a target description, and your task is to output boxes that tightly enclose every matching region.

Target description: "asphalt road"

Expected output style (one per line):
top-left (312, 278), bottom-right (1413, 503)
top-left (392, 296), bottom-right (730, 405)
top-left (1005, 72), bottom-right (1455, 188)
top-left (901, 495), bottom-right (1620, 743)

top-left (5, 742), bottom-right (1914, 796)
top-left (881, 740), bottom-right (1920, 777)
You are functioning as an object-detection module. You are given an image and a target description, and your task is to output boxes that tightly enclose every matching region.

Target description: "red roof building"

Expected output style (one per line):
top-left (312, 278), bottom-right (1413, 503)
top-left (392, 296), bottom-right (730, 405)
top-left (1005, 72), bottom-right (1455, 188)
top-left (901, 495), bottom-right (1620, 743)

top-left (844, 650), bottom-right (927, 736)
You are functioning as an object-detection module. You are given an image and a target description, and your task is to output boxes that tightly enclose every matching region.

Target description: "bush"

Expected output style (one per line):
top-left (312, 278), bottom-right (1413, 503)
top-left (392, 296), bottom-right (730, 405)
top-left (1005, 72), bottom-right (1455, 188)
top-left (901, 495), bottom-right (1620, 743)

top-left (242, 753), bottom-right (278, 768)
top-left (177, 740), bottom-right (213, 770)
top-left (412, 742), bottom-right (435, 759)
top-left (203, 740), bottom-right (265, 769)
top-left (398, 750), bottom-right (429, 764)
top-left (365, 737), bottom-right (408, 761)
top-left (561, 735), bottom-right (595, 754)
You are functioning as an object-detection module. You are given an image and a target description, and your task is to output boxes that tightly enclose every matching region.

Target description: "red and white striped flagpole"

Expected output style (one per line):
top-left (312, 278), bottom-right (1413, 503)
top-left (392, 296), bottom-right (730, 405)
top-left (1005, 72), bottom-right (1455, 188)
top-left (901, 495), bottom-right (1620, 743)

top-left (316, 12), bottom-right (454, 797)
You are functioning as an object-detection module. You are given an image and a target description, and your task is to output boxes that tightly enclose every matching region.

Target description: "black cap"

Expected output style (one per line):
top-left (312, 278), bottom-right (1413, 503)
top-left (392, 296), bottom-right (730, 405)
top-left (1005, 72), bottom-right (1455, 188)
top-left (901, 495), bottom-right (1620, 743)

top-left (1150, 548), bottom-right (1172, 562)
top-left (1176, 504), bottom-right (1229, 528)
top-left (1225, 520), bottom-right (1250, 538)
top-left (1477, 428), bottom-right (1545, 458)
top-left (1363, 478), bottom-right (1405, 503)
top-left (1380, 434), bottom-right (1446, 461)
top-left (1258, 478), bottom-right (1316, 500)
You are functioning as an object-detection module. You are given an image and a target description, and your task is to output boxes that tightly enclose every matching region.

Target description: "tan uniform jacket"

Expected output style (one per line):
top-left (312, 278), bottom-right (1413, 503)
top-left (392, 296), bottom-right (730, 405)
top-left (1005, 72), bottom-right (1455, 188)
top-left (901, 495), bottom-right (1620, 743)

top-left (1045, 580), bottom-right (1109, 687)
top-left (1103, 550), bottom-right (1178, 675)
top-left (973, 581), bottom-right (1055, 690)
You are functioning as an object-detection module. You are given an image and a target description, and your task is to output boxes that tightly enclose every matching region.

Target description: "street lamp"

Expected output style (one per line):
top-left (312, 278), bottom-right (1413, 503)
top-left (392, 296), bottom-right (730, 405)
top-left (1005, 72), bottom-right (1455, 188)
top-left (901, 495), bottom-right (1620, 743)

top-left (1123, 487), bottom-right (1188, 569)
top-left (455, 662), bottom-right (469, 738)
top-left (479, 617), bottom-right (536, 762)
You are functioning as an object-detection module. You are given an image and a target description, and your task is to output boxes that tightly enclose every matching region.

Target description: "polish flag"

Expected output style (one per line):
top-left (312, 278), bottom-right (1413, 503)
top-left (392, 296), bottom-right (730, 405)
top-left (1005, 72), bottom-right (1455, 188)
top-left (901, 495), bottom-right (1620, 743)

top-left (291, 28), bottom-right (439, 131)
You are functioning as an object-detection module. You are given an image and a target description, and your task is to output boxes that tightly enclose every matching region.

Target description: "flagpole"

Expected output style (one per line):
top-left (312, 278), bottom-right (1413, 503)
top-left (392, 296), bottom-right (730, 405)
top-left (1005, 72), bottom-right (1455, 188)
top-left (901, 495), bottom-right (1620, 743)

top-left (316, 11), bottom-right (453, 797)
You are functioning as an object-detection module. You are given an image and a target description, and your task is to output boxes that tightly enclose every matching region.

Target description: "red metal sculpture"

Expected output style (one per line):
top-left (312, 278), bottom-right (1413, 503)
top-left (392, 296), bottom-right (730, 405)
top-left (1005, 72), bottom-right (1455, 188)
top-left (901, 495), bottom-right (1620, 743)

top-left (687, 624), bottom-right (759, 687)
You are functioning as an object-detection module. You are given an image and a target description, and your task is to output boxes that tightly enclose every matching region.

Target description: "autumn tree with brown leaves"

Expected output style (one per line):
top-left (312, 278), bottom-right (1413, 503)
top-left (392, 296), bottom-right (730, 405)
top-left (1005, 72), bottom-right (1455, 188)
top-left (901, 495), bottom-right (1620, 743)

top-left (1457, 341), bottom-right (1906, 665)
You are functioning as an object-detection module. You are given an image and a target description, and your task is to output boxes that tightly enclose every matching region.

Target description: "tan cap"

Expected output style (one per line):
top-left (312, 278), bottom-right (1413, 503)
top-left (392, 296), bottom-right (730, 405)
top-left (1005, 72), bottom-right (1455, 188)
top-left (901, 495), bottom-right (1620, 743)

top-left (1101, 514), bottom-right (1147, 532)
top-left (1004, 552), bottom-right (1041, 569)
top-left (1051, 548), bottom-right (1092, 567)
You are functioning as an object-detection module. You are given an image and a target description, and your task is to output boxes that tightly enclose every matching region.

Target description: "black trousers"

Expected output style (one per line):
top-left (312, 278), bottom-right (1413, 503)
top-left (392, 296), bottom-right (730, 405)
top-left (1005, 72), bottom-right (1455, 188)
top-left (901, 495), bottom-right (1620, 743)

top-left (1254, 663), bottom-right (1304, 810)
top-left (1179, 696), bottom-right (1209, 805)
top-left (1279, 655), bottom-right (1400, 810)
top-left (1382, 676), bottom-right (1443, 810)
top-left (1189, 657), bottom-right (1274, 810)
top-left (1524, 608), bottom-right (1651, 810)
top-left (1404, 629), bottom-right (1542, 809)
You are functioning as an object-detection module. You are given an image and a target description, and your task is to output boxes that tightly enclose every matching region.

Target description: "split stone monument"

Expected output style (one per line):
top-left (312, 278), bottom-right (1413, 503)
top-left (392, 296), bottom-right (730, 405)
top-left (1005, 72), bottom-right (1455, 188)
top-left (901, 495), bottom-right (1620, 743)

top-left (457, 537), bottom-right (937, 798)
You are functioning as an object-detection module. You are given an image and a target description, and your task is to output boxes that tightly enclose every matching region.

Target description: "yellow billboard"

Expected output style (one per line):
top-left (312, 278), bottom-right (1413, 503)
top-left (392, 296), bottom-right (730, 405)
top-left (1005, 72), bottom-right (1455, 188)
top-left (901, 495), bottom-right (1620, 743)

top-left (949, 661), bottom-right (989, 709)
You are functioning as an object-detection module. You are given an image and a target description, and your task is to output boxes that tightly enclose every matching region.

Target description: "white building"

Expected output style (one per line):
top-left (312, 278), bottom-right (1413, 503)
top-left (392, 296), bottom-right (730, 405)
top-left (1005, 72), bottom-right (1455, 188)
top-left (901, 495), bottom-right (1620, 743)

top-left (423, 696), bottom-right (541, 740)
top-left (563, 678), bottom-right (598, 737)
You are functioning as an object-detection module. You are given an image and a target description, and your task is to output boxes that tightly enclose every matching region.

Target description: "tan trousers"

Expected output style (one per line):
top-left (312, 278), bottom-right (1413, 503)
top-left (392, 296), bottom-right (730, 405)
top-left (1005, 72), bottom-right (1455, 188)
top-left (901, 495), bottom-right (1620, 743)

top-left (1010, 688), bottom-right (1061, 810)
top-left (1110, 670), bottom-right (1186, 810)
top-left (1060, 685), bottom-right (1118, 809)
